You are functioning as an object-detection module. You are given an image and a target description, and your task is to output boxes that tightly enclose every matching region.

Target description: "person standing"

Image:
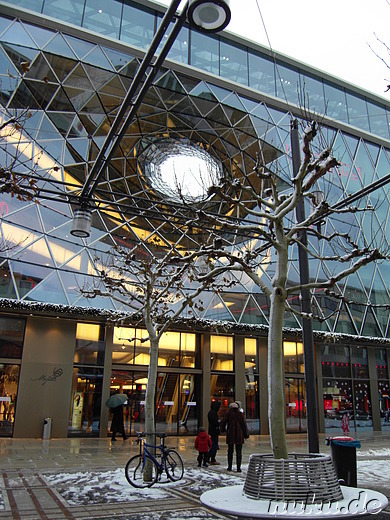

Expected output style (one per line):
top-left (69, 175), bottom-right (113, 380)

top-left (110, 404), bottom-right (127, 441)
top-left (195, 427), bottom-right (211, 467)
top-left (220, 401), bottom-right (249, 472)
top-left (207, 400), bottom-right (221, 465)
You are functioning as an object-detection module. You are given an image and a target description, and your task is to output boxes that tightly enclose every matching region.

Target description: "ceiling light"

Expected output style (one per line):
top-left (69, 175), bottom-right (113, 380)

top-left (188, 0), bottom-right (231, 33)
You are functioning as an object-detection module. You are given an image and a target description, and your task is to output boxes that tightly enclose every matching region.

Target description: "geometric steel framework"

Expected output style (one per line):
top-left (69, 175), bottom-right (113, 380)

top-left (0, 14), bottom-right (389, 339)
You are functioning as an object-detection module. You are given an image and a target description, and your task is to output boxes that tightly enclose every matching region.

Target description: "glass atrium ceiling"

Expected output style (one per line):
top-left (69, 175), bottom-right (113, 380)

top-left (0, 12), bottom-right (389, 339)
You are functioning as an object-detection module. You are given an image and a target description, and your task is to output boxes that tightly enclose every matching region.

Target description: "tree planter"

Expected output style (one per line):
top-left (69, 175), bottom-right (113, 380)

top-left (243, 453), bottom-right (343, 503)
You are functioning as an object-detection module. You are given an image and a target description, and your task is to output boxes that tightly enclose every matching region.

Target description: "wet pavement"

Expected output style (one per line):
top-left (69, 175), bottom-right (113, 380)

top-left (0, 431), bottom-right (389, 519)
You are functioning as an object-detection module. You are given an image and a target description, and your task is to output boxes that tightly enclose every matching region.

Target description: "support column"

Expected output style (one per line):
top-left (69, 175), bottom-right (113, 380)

top-left (367, 347), bottom-right (381, 431)
top-left (201, 333), bottom-right (211, 429)
top-left (100, 323), bottom-right (113, 438)
top-left (234, 335), bottom-right (246, 410)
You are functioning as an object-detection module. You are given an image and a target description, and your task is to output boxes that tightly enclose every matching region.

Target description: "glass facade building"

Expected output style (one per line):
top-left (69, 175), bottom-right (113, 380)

top-left (0, 0), bottom-right (389, 438)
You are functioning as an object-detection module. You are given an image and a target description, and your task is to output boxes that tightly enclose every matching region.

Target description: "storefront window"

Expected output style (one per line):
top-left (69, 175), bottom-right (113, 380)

top-left (245, 337), bottom-right (259, 433)
top-left (284, 341), bottom-right (304, 374)
top-left (109, 369), bottom-right (199, 436)
top-left (75, 323), bottom-right (105, 365)
top-left (68, 366), bottom-right (103, 436)
top-left (285, 378), bottom-right (306, 433)
top-left (210, 373), bottom-right (234, 417)
top-left (322, 345), bottom-right (373, 433)
top-left (210, 335), bottom-right (233, 371)
top-left (112, 327), bottom-right (197, 367)
top-left (0, 364), bottom-right (20, 437)
top-left (376, 349), bottom-right (390, 429)
top-left (0, 317), bottom-right (25, 359)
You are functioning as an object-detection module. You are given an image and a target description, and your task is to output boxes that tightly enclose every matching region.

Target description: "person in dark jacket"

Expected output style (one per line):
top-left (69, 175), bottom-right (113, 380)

top-left (110, 404), bottom-right (127, 441)
top-left (219, 401), bottom-right (249, 472)
top-left (195, 427), bottom-right (211, 467)
top-left (207, 400), bottom-right (221, 465)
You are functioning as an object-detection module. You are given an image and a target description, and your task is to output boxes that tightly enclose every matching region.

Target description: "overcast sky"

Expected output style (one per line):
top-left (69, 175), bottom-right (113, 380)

top-left (159, 0), bottom-right (390, 100)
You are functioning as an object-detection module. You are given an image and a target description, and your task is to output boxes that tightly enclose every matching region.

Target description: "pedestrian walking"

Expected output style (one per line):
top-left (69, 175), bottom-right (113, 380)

top-left (219, 401), bottom-right (249, 472)
top-left (109, 399), bottom-right (127, 441)
top-left (195, 427), bottom-right (211, 467)
top-left (207, 400), bottom-right (221, 465)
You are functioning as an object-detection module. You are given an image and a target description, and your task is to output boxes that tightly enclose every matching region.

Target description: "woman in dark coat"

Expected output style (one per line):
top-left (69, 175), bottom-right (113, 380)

top-left (219, 401), bottom-right (249, 472)
top-left (207, 400), bottom-right (221, 464)
top-left (110, 404), bottom-right (127, 441)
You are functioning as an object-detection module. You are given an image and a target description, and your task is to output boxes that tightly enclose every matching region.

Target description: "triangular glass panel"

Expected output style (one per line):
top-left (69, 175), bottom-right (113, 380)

top-left (25, 52), bottom-right (57, 83)
top-left (334, 303), bottom-right (357, 335)
top-left (190, 82), bottom-right (218, 102)
top-left (83, 63), bottom-right (115, 90)
top-left (190, 95), bottom-right (217, 117)
top-left (376, 148), bottom-right (390, 182)
top-left (15, 236), bottom-right (55, 268)
top-left (1, 21), bottom-right (37, 48)
top-left (155, 71), bottom-right (186, 94)
top-left (24, 79), bottom-right (58, 110)
top-left (0, 45), bottom-right (18, 76)
top-left (0, 261), bottom-right (17, 299)
top-left (64, 34), bottom-right (96, 61)
top-left (353, 141), bottom-right (374, 189)
top-left (100, 74), bottom-right (126, 97)
top-left (43, 33), bottom-right (77, 60)
top-left (24, 21), bottom-right (54, 49)
top-left (63, 63), bottom-right (94, 90)
top-left (68, 115), bottom-right (88, 138)
top-left (0, 17), bottom-right (13, 38)
top-left (36, 113), bottom-right (61, 139)
top-left (43, 52), bottom-right (78, 82)
top-left (37, 205), bottom-right (72, 234)
top-left (203, 294), bottom-right (235, 322)
top-left (221, 92), bottom-right (246, 112)
top-left (240, 296), bottom-right (268, 325)
top-left (0, 73), bottom-right (19, 106)
top-left (361, 307), bottom-right (382, 337)
top-left (102, 46), bottom-right (134, 71)
top-left (62, 86), bottom-right (92, 112)
top-left (9, 260), bottom-right (53, 299)
top-left (1, 205), bottom-right (42, 234)
top-left (2, 43), bottom-right (38, 74)
top-left (24, 271), bottom-right (69, 304)
top-left (66, 138), bottom-right (89, 161)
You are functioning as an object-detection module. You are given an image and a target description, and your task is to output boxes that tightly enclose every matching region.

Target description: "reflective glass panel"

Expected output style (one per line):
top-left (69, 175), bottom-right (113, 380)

top-left (82, 0), bottom-right (121, 39)
top-left (68, 366), bottom-right (103, 437)
top-left (375, 349), bottom-right (388, 379)
top-left (353, 379), bottom-right (372, 430)
top-left (210, 335), bottom-right (233, 371)
top-left (120, 3), bottom-right (155, 49)
top-left (275, 61), bottom-right (300, 105)
top-left (367, 100), bottom-right (390, 139)
top-left (12, 0), bottom-right (43, 11)
top-left (378, 380), bottom-right (390, 429)
top-left (210, 373), bottom-right (234, 417)
top-left (351, 346), bottom-right (369, 379)
top-left (0, 317), bottom-right (25, 359)
top-left (324, 81), bottom-right (348, 123)
top-left (323, 378), bottom-right (353, 432)
top-left (43, 0), bottom-right (85, 25)
top-left (321, 345), bottom-right (350, 378)
top-left (346, 91), bottom-right (370, 132)
top-left (285, 378), bottom-right (306, 433)
top-left (190, 30), bottom-right (219, 75)
top-left (248, 50), bottom-right (276, 96)
top-left (300, 72), bottom-right (325, 114)
top-left (220, 39), bottom-right (248, 85)
top-left (284, 341), bottom-right (303, 374)
top-left (75, 323), bottom-right (105, 365)
top-left (0, 364), bottom-right (20, 437)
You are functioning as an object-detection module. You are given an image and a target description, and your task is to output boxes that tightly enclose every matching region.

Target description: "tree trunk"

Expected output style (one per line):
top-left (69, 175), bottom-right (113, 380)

top-left (143, 315), bottom-right (159, 481)
top-left (268, 225), bottom-right (289, 459)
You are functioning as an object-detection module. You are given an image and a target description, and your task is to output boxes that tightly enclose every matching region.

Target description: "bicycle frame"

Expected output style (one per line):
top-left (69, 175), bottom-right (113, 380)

top-left (138, 434), bottom-right (166, 473)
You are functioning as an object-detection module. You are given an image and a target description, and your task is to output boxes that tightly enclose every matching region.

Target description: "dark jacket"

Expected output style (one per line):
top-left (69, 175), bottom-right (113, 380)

top-left (195, 430), bottom-right (212, 453)
top-left (207, 401), bottom-right (221, 437)
top-left (219, 407), bottom-right (249, 445)
top-left (111, 405), bottom-right (124, 432)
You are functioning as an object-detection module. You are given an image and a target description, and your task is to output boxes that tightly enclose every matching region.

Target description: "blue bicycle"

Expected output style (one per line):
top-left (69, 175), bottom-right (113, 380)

top-left (125, 432), bottom-right (184, 488)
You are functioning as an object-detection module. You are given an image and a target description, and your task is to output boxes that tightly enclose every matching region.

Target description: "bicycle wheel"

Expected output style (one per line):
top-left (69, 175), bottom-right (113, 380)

top-left (164, 449), bottom-right (184, 482)
top-left (125, 454), bottom-right (159, 488)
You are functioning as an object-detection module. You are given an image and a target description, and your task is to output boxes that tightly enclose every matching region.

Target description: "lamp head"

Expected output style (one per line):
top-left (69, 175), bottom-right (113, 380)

top-left (188, 0), bottom-right (231, 33)
top-left (70, 208), bottom-right (92, 238)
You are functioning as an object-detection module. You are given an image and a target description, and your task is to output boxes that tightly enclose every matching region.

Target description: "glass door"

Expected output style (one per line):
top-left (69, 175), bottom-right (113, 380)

top-left (285, 377), bottom-right (307, 433)
top-left (0, 364), bottom-right (20, 436)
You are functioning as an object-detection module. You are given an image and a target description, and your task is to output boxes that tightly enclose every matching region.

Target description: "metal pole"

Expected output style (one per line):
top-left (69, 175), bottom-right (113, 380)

top-left (290, 119), bottom-right (320, 453)
top-left (80, 0), bottom-right (185, 200)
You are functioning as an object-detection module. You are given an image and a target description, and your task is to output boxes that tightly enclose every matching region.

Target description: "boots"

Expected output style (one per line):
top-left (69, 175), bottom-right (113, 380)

top-left (236, 453), bottom-right (242, 472)
top-left (227, 448), bottom-right (233, 471)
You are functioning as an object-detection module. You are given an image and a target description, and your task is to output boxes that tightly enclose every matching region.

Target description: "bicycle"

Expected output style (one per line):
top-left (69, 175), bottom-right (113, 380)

top-left (125, 432), bottom-right (184, 488)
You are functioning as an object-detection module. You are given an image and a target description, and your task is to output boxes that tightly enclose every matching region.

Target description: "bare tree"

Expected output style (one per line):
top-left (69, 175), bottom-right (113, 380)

top-left (82, 233), bottom-right (236, 471)
top-left (177, 120), bottom-right (386, 459)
